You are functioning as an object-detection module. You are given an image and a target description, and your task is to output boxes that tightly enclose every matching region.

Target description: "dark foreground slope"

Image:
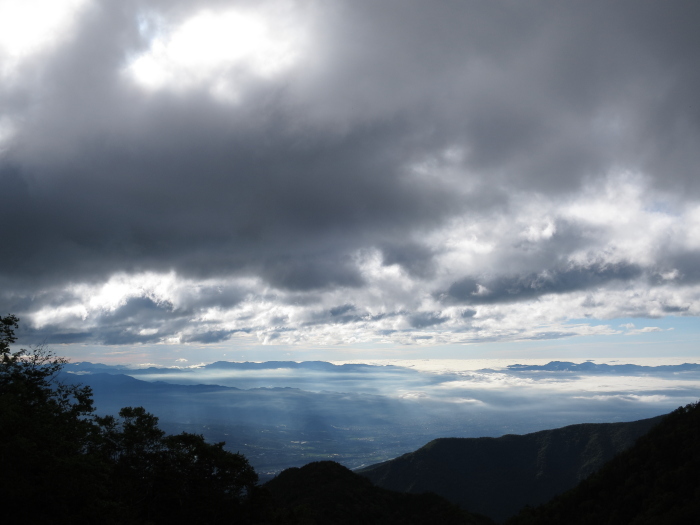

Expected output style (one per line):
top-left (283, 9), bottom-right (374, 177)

top-left (359, 415), bottom-right (662, 522)
top-left (507, 402), bottom-right (700, 525)
top-left (263, 461), bottom-right (494, 525)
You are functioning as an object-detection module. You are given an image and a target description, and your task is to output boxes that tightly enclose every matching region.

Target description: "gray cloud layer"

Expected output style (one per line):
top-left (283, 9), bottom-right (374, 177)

top-left (2, 0), bottom-right (700, 346)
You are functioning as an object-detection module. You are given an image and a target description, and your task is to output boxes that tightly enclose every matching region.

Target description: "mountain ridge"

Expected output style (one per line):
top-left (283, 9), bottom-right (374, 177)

top-left (359, 414), bottom-right (663, 522)
top-left (507, 401), bottom-right (700, 524)
top-left (263, 460), bottom-right (495, 524)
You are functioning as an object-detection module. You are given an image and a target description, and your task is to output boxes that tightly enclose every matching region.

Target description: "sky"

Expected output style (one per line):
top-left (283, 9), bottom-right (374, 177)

top-left (2, 0), bottom-right (700, 365)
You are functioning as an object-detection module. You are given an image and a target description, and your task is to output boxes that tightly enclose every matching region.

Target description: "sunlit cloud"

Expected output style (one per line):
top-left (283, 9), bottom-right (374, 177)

top-left (623, 325), bottom-right (668, 336)
top-left (0, 0), bottom-right (90, 80)
top-left (573, 394), bottom-right (671, 403)
top-left (125, 4), bottom-right (307, 101)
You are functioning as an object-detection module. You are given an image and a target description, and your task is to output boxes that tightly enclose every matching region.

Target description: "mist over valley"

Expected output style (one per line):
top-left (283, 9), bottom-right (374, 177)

top-left (63, 358), bottom-right (700, 478)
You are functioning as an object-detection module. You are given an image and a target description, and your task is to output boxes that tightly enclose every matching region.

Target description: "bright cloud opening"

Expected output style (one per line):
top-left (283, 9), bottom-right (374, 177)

top-left (0, 0), bottom-right (90, 79)
top-left (126, 7), bottom-right (305, 100)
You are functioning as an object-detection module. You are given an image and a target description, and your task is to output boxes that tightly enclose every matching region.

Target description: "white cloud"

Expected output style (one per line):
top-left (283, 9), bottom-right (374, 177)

top-left (0, 0), bottom-right (90, 81)
top-left (572, 394), bottom-right (671, 403)
top-left (125, 2), bottom-right (308, 101)
top-left (624, 326), bottom-right (668, 336)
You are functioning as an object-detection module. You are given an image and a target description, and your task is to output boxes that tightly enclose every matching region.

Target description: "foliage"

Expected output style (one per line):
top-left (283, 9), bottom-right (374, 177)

top-left (1, 315), bottom-right (104, 524)
top-left (0, 315), bottom-right (258, 524)
top-left (93, 407), bottom-right (259, 524)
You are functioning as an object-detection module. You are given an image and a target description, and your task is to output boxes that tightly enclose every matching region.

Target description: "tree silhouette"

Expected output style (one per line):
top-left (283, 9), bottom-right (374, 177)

top-left (0, 315), bottom-right (258, 524)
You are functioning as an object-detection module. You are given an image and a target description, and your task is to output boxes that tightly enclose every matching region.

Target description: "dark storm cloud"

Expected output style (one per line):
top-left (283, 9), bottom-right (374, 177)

top-left (303, 304), bottom-right (365, 326)
top-left (655, 251), bottom-right (700, 285)
top-left (1, 113), bottom-right (455, 292)
top-left (381, 242), bottom-right (437, 278)
top-left (297, 0), bottom-right (700, 193)
top-left (103, 297), bottom-right (174, 324)
top-left (460, 309), bottom-right (477, 319)
top-left (661, 305), bottom-right (689, 314)
top-left (175, 284), bottom-right (247, 312)
top-left (409, 312), bottom-right (448, 329)
top-left (446, 262), bottom-right (643, 305)
top-left (329, 304), bottom-right (354, 317)
top-left (323, 304), bottom-right (365, 324)
top-left (1, 0), bottom-right (700, 343)
top-left (181, 330), bottom-right (241, 344)
top-left (524, 331), bottom-right (578, 341)
top-left (259, 252), bottom-right (365, 291)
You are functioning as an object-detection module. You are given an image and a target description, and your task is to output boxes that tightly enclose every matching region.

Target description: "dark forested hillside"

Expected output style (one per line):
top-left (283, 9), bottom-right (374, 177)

top-left (0, 316), bottom-right (258, 525)
top-left (507, 401), bottom-right (700, 525)
top-left (262, 460), bottom-right (494, 525)
top-left (359, 416), bottom-right (662, 522)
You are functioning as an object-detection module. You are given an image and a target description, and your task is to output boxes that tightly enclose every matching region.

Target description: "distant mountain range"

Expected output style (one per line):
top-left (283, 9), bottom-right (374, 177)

top-left (505, 360), bottom-right (700, 374)
top-left (359, 415), bottom-right (663, 522)
top-left (65, 359), bottom-right (700, 375)
top-left (64, 359), bottom-right (396, 375)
